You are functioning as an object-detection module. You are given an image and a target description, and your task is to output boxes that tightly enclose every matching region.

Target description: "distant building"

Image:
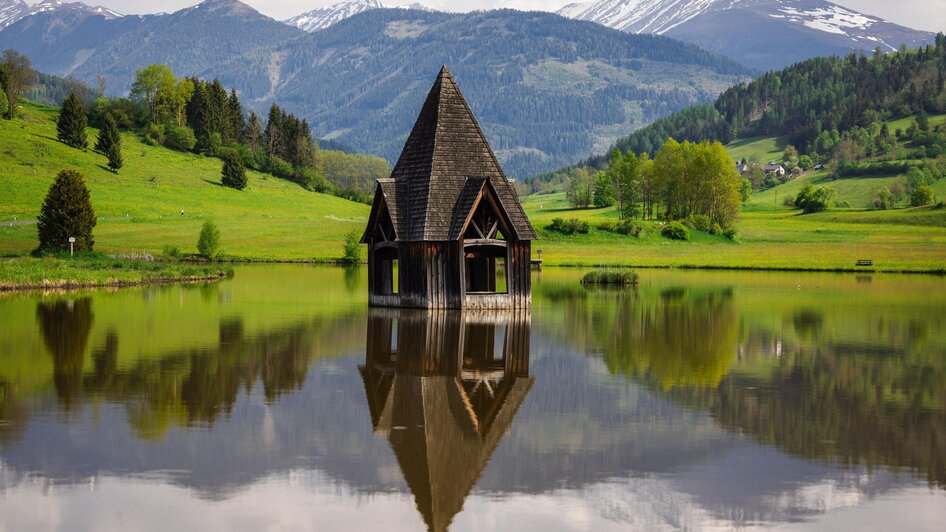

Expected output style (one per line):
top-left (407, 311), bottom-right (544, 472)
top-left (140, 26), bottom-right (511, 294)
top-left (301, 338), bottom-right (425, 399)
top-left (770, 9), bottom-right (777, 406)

top-left (361, 66), bottom-right (537, 309)
top-left (736, 162), bottom-right (749, 175)
top-left (764, 162), bottom-right (786, 177)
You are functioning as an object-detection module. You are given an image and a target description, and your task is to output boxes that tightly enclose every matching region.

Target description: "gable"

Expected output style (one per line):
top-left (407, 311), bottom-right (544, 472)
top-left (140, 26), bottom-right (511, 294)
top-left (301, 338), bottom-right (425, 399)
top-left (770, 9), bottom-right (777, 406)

top-left (387, 66), bottom-right (537, 242)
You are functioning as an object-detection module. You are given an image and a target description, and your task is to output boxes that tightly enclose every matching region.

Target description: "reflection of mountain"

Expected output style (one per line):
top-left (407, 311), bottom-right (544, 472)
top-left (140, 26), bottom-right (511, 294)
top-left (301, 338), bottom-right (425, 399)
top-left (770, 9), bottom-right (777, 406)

top-left (669, 340), bottom-right (946, 488)
top-left (361, 310), bottom-right (533, 532)
top-left (533, 273), bottom-right (946, 489)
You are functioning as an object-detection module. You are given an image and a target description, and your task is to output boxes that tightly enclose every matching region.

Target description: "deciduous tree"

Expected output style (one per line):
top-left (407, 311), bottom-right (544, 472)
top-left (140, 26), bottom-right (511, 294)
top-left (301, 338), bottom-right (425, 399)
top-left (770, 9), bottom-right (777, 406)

top-left (1, 49), bottom-right (35, 119)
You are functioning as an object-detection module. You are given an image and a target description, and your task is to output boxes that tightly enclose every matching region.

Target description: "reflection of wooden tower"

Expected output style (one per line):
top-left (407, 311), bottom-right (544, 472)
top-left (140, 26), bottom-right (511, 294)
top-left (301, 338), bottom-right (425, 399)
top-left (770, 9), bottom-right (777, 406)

top-left (360, 66), bottom-right (537, 310)
top-left (360, 309), bottom-right (533, 532)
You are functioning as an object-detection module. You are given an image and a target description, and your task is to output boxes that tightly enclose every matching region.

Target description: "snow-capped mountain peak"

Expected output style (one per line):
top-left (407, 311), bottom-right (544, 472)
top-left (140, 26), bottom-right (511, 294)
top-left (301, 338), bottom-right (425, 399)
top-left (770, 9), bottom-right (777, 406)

top-left (26, 0), bottom-right (122, 19)
top-left (0, 0), bottom-right (28, 29)
top-left (556, 0), bottom-right (729, 35)
top-left (285, 0), bottom-right (385, 32)
top-left (285, 0), bottom-right (435, 33)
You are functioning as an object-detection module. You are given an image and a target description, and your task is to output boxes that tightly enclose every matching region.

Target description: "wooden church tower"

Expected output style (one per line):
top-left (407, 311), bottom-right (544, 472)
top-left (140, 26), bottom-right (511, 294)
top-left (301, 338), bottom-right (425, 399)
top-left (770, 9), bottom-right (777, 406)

top-left (361, 66), bottom-right (537, 309)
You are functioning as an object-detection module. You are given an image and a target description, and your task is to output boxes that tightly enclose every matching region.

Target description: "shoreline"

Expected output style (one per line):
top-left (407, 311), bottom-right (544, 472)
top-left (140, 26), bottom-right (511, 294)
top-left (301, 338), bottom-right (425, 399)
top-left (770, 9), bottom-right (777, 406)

top-left (202, 257), bottom-right (946, 276)
top-left (0, 271), bottom-right (230, 293)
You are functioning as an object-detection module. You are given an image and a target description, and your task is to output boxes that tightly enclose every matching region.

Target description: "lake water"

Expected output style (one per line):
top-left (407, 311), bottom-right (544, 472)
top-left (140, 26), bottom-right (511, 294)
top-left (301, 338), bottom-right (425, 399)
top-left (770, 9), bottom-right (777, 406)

top-left (1, 266), bottom-right (944, 531)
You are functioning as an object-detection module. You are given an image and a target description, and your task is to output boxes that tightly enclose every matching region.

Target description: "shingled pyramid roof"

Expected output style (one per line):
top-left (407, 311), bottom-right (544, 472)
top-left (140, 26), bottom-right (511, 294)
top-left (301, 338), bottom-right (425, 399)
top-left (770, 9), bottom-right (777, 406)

top-left (378, 66), bottom-right (536, 242)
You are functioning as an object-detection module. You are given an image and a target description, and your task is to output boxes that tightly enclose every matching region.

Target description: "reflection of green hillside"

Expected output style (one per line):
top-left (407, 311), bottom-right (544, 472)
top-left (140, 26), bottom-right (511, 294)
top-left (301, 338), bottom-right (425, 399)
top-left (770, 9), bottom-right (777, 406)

top-left (670, 343), bottom-right (946, 487)
top-left (536, 282), bottom-right (738, 389)
top-left (0, 266), bottom-right (366, 394)
top-left (0, 265), bottom-right (368, 442)
top-left (533, 268), bottom-right (946, 488)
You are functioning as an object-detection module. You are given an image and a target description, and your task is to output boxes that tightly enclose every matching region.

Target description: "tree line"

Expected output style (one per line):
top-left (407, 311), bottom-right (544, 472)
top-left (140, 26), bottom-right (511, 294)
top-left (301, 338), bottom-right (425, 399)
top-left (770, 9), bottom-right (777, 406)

top-left (565, 138), bottom-right (745, 229)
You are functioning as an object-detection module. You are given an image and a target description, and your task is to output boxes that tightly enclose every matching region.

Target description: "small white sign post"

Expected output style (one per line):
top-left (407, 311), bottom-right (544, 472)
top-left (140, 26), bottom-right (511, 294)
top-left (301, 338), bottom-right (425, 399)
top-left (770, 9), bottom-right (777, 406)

top-left (69, 237), bottom-right (76, 256)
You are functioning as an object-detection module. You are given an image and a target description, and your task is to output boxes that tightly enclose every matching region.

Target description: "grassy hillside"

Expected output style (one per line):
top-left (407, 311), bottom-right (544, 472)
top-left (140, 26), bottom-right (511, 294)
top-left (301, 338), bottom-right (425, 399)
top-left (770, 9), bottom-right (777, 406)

top-left (1, 99), bottom-right (944, 272)
top-left (522, 192), bottom-right (946, 271)
top-left (0, 101), bottom-right (369, 260)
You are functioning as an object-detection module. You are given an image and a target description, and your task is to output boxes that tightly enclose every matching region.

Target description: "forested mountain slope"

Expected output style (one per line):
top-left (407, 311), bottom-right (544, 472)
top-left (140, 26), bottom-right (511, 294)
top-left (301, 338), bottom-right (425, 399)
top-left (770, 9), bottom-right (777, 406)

top-left (0, 1), bottom-right (751, 178)
top-left (251, 8), bottom-right (752, 178)
top-left (0, 0), bottom-right (305, 97)
top-left (596, 36), bottom-right (946, 164)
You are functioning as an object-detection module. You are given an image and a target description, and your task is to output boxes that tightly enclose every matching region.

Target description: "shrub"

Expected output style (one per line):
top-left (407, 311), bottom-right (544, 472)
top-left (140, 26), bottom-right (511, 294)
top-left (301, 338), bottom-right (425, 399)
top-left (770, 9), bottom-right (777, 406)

top-left (292, 167), bottom-right (333, 193)
top-left (197, 220), bottom-right (221, 260)
top-left (164, 125), bottom-right (196, 152)
top-left (710, 223), bottom-right (722, 235)
top-left (36, 169), bottom-right (97, 253)
top-left (617, 219), bottom-right (644, 237)
top-left (723, 227), bottom-right (738, 240)
top-left (267, 156), bottom-right (295, 179)
top-left (342, 231), bottom-right (361, 264)
top-left (162, 245), bottom-right (182, 259)
top-left (794, 183), bottom-right (837, 214)
top-left (581, 270), bottom-right (639, 285)
top-left (548, 218), bottom-right (590, 235)
top-left (595, 221), bottom-right (616, 232)
top-left (911, 184), bottom-right (935, 207)
top-left (782, 195), bottom-right (796, 207)
top-left (143, 123), bottom-right (165, 145)
top-left (687, 214), bottom-right (712, 232)
top-left (661, 221), bottom-right (690, 241)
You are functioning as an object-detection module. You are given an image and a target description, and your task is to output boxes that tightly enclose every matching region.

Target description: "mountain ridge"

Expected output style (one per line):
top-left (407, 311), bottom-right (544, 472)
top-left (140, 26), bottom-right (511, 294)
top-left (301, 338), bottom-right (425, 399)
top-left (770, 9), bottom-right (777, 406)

top-left (556, 0), bottom-right (934, 70)
top-left (0, 4), bottom-right (752, 179)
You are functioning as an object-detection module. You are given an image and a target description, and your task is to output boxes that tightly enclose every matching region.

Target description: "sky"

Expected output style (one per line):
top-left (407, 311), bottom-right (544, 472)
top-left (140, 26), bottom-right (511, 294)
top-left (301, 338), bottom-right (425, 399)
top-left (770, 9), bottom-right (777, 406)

top-left (22, 1), bottom-right (946, 32)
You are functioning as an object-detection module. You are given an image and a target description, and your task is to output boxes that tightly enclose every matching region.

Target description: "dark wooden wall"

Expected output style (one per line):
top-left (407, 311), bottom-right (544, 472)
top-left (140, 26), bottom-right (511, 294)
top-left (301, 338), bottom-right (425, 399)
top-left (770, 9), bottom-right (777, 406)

top-left (369, 240), bottom-right (530, 309)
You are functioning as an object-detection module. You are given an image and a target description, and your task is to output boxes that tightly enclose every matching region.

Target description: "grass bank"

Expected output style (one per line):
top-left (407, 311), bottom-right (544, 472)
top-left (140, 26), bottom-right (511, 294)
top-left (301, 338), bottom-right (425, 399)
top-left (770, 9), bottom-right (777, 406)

top-left (0, 253), bottom-right (232, 291)
top-left (0, 101), bottom-right (368, 261)
top-left (523, 192), bottom-right (946, 272)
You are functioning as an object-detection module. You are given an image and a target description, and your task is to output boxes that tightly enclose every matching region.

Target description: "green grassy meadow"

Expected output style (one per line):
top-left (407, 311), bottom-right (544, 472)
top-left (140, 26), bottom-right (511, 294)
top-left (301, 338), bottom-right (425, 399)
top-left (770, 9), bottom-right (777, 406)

top-left (1, 100), bottom-right (945, 273)
top-left (0, 101), bottom-right (369, 260)
top-left (522, 191), bottom-right (946, 271)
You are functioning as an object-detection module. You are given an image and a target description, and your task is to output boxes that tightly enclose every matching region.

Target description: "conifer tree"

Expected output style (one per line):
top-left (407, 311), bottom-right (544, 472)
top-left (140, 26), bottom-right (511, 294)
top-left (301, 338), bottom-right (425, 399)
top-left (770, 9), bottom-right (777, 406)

top-left (57, 92), bottom-right (88, 149)
top-left (106, 138), bottom-right (123, 172)
top-left (227, 88), bottom-right (244, 142)
top-left (37, 169), bottom-right (97, 252)
top-left (94, 111), bottom-right (119, 153)
top-left (96, 112), bottom-right (123, 172)
top-left (221, 152), bottom-right (247, 190)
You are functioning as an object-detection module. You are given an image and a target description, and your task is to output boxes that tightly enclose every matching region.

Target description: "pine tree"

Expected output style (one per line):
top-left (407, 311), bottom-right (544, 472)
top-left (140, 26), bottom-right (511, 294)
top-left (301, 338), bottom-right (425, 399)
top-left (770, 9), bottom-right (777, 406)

top-left (264, 104), bottom-right (283, 159)
top-left (95, 112), bottom-right (119, 153)
top-left (227, 88), bottom-right (244, 143)
top-left (36, 169), bottom-right (97, 252)
top-left (221, 152), bottom-right (247, 190)
top-left (95, 112), bottom-right (123, 172)
top-left (57, 92), bottom-right (88, 149)
top-left (106, 139), bottom-right (123, 172)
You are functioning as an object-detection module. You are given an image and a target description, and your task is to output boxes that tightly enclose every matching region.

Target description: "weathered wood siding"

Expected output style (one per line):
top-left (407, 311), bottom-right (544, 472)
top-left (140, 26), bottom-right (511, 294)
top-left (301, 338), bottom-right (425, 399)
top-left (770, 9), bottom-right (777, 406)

top-left (370, 240), bottom-right (529, 310)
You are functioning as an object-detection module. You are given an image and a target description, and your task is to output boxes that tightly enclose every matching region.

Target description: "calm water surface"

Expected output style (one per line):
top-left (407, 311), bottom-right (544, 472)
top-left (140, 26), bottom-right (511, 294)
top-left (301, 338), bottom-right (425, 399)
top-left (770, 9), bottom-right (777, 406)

top-left (1, 266), bottom-right (944, 531)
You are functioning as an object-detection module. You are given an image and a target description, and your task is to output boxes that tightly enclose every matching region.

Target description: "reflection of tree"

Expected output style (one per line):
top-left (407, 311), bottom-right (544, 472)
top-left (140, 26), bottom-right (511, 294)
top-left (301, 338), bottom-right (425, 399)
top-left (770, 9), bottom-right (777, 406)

top-left (548, 287), bottom-right (739, 389)
top-left (62, 314), bottom-right (366, 440)
top-left (36, 298), bottom-right (95, 409)
top-left (792, 309), bottom-right (824, 340)
top-left (670, 344), bottom-right (946, 488)
top-left (361, 310), bottom-right (534, 532)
